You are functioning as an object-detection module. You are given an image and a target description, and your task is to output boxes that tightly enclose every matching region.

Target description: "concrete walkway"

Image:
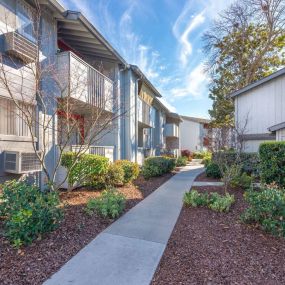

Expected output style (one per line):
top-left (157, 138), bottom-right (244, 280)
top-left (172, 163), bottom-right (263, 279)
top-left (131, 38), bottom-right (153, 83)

top-left (44, 165), bottom-right (204, 285)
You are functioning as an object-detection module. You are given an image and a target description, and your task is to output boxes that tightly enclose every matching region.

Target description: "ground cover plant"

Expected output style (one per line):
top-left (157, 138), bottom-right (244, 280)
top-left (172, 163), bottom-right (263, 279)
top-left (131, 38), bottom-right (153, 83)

top-left (184, 189), bottom-right (235, 213)
top-left (86, 187), bottom-right (126, 218)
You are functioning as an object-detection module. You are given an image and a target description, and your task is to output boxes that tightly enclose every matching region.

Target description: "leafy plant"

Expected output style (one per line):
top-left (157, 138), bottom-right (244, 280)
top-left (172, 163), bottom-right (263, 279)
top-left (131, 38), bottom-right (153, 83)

top-left (0, 181), bottom-right (62, 247)
top-left (114, 160), bottom-right (140, 184)
top-left (259, 142), bottom-right (285, 188)
top-left (183, 190), bottom-right (234, 213)
top-left (205, 162), bottom-right (222, 178)
top-left (61, 152), bottom-right (109, 190)
top-left (183, 190), bottom-right (208, 207)
top-left (208, 192), bottom-right (235, 213)
top-left (141, 156), bottom-right (176, 179)
top-left (105, 163), bottom-right (125, 186)
top-left (176, 156), bottom-right (188, 167)
top-left (230, 171), bottom-right (252, 189)
top-left (181, 149), bottom-right (192, 160)
top-left (86, 188), bottom-right (126, 219)
top-left (241, 186), bottom-right (285, 237)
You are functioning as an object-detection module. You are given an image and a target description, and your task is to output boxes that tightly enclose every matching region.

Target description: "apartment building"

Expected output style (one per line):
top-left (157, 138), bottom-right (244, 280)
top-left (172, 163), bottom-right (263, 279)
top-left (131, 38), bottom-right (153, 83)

top-left (0, 0), bottom-right (181, 186)
top-left (231, 68), bottom-right (285, 152)
top-left (180, 116), bottom-right (211, 152)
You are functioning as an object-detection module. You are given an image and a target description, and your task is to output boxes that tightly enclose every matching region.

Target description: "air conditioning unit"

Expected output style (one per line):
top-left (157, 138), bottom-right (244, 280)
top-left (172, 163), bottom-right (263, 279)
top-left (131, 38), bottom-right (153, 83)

top-left (4, 31), bottom-right (38, 63)
top-left (4, 151), bottom-right (42, 174)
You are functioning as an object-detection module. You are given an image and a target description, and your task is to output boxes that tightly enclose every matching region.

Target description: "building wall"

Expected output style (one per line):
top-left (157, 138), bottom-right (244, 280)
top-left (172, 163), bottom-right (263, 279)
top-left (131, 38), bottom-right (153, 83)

top-left (276, 128), bottom-right (285, 141)
top-left (180, 119), bottom-right (203, 151)
top-left (234, 74), bottom-right (285, 152)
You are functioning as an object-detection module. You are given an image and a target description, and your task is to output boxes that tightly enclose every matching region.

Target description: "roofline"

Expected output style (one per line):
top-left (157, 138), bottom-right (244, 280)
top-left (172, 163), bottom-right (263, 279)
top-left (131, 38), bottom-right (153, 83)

top-left (47, 1), bottom-right (128, 65)
top-left (130, 65), bottom-right (162, 98)
top-left (181, 115), bottom-right (210, 124)
top-left (268, 121), bottom-right (285, 132)
top-left (230, 67), bottom-right (285, 98)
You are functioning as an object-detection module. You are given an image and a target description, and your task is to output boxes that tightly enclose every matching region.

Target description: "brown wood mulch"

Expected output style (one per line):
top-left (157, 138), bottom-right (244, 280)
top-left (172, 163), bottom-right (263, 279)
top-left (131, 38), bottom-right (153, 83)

top-left (152, 186), bottom-right (285, 285)
top-left (0, 171), bottom-right (177, 285)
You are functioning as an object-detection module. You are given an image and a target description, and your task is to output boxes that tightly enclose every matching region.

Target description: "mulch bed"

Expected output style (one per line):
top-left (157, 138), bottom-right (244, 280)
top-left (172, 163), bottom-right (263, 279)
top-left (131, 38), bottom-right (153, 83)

top-left (195, 172), bottom-right (221, 182)
top-left (152, 186), bottom-right (285, 285)
top-left (0, 171), bottom-right (177, 285)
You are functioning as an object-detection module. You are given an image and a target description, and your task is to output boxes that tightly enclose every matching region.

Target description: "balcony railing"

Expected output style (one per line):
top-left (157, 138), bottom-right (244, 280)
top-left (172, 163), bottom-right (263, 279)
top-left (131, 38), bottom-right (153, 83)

top-left (57, 51), bottom-right (113, 112)
top-left (164, 123), bottom-right (179, 138)
top-left (138, 97), bottom-right (153, 126)
top-left (70, 145), bottom-right (114, 162)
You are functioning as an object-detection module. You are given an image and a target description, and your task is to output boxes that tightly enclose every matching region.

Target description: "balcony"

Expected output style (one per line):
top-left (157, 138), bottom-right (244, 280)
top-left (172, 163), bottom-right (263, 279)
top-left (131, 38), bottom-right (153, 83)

top-left (57, 51), bottom-right (113, 112)
top-left (164, 123), bottom-right (179, 138)
top-left (70, 145), bottom-right (114, 162)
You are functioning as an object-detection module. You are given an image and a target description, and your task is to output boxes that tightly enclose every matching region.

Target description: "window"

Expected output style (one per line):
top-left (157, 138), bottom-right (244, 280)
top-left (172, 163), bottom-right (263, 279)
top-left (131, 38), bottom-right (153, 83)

top-left (0, 97), bottom-right (34, 137)
top-left (16, 1), bottom-right (36, 43)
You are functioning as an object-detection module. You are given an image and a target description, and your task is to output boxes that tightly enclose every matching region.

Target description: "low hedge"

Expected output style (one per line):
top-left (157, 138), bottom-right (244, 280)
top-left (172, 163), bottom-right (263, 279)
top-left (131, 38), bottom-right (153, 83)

top-left (61, 152), bottom-right (109, 188)
top-left (176, 156), bottom-right (188, 167)
top-left (141, 156), bottom-right (176, 179)
top-left (205, 162), bottom-right (222, 178)
top-left (114, 160), bottom-right (140, 184)
top-left (259, 142), bottom-right (285, 187)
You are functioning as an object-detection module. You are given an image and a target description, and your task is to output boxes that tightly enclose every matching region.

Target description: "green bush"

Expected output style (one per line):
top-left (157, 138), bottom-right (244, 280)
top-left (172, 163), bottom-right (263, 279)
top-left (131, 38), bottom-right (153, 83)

top-left (183, 190), bottom-right (234, 213)
top-left (205, 162), bottom-right (222, 178)
top-left (105, 163), bottom-right (125, 186)
top-left (230, 172), bottom-right (252, 189)
top-left (141, 156), bottom-right (176, 179)
top-left (114, 160), bottom-right (140, 184)
top-left (208, 192), bottom-right (235, 213)
top-left (183, 190), bottom-right (208, 207)
top-left (85, 188), bottom-right (126, 218)
top-left (0, 181), bottom-right (62, 247)
top-left (212, 151), bottom-right (259, 175)
top-left (176, 156), bottom-right (188, 167)
top-left (259, 142), bottom-right (285, 188)
top-left (241, 187), bottom-right (285, 237)
top-left (61, 152), bottom-right (109, 189)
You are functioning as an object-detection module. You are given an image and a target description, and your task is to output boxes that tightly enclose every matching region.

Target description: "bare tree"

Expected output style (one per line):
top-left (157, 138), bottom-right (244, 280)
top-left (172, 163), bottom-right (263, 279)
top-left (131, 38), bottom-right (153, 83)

top-left (210, 114), bottom-right (250, 193)
top-left (0, 1), bottom-right (125, 190)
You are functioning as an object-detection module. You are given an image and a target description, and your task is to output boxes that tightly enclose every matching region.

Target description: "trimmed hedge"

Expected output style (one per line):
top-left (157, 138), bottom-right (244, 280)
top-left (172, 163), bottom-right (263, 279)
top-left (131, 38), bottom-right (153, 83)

top-left (259, 142), bottom-right (285, 187)
top-left (141, 156), bottom-right (176, 179)
top-left (205, 162), bottom-right (222, 178)
top-left (114, 160), bottom-right (140, 184)
top-left (61, 152), bottom-right (109, 188)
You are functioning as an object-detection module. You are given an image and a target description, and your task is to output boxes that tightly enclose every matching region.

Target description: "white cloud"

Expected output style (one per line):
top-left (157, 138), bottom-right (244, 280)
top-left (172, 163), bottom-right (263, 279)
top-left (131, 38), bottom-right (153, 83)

top-left (158, 98), bottom-right (177, 112)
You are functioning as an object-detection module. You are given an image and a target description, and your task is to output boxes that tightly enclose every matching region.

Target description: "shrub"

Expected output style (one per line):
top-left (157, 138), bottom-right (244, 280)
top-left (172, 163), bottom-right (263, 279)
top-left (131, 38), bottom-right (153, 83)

top-left (259, 142), bottom-right (285, 188)
top-left (141, 156), bottom-right (176, 179)
top-left (181, 149), bottom-right (192, 160)
top-left (85, 188), bottom-right (126, 219)
top-left (208, 192), bottom-right (235, 213)
top-left (205, 162), bottom-right (222, 178)
top-left (105, 163), bottom-right (125, 186)
top-left (193, 151), bottom-right (204, 159)
top-left (61, 152), bottom-right (109, 189)
top-left (0, 181), bottom-right (62, 247)
top-left (241, 186), bottom-right (285, 237)
top-left (114, 160), bottom-right (140, 184)
top-left (183, 190), bottom-right (208, 207)
top-left (212, 151), bottom-right (259, 175)
top-left (176, 156), bottom-right (188, 167)
top-left (183, 190), bottom-right (234, 213)
top-left (230, 171), bottom-right (252, 189)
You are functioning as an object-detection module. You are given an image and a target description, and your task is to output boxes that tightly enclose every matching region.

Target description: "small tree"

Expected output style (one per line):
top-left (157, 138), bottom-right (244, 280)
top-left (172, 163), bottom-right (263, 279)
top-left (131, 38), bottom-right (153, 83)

top-left (0, 1), bottom-right (125, 190)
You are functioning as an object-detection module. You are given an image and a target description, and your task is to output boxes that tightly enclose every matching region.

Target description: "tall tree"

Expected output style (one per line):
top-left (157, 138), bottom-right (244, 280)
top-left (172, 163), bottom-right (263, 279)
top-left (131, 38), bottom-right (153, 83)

top-left (204, 0), bottom-right (285, 127)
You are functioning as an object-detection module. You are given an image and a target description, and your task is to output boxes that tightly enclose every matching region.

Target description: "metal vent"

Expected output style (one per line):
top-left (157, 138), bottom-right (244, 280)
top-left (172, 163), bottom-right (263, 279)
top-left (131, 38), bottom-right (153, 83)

top-left (21, 152), bottom-right (41, 172)
top-left (4, 153), bottom-right (17, 171)
top-left (4, 31), bottom-right (38, 63)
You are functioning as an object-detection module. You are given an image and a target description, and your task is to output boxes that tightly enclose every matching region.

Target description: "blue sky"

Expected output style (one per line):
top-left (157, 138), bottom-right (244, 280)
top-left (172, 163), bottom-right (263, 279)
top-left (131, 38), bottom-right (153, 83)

top-left (59, 0), bottom-right (234, 118)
